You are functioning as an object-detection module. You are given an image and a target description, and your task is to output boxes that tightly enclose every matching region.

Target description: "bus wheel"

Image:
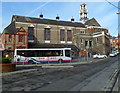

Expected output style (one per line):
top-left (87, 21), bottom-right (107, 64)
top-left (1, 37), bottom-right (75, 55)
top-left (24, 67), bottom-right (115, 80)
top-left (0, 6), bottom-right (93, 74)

top-left (58, 59), bottom-right (63, 63)
top-left (17, 58), bottom-right (20, 61)
top-left (28, 60), bottom-right (33, 64)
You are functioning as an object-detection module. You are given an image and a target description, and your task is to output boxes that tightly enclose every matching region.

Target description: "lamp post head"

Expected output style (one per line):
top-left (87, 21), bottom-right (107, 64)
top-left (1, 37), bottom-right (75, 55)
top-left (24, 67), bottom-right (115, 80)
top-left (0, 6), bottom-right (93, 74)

top-left (116, 12), bottom-right (120, 14)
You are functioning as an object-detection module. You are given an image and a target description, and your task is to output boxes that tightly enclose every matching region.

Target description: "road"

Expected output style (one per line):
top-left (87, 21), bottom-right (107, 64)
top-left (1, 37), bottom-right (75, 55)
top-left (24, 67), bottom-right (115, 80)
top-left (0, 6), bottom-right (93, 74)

top-left (1, 55), bottom-right (119, 92)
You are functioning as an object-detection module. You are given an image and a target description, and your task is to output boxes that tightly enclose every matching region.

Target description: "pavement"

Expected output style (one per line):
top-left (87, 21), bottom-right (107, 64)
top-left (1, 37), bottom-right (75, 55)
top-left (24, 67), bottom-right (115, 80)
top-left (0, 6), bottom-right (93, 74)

top-left (112, 77), bottom-right (118, 92)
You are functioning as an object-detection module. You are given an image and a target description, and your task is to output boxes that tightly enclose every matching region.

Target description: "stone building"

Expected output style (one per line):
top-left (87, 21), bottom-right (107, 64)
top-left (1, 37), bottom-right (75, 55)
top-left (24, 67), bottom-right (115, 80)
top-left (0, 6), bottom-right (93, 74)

top-left (1, 3), bottom-right (110, 57)
top-left (74, 3), bottom-right (110, 56)
top-left (2, 14), bottom-right (87, 56)
top-left (74, 31), bottom-right (110, 56)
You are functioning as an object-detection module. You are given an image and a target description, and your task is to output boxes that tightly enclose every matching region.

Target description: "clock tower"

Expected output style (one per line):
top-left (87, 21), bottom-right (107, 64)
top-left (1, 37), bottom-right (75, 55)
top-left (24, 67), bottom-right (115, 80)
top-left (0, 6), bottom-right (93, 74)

top-left (80, 3), bottom-right (88, 24)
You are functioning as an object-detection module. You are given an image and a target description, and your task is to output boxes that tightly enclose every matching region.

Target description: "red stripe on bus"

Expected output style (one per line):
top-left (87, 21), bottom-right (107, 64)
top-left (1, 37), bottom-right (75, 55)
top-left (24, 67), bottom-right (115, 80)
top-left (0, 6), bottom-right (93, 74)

top-left (14, 61), bottom-right (28, 63)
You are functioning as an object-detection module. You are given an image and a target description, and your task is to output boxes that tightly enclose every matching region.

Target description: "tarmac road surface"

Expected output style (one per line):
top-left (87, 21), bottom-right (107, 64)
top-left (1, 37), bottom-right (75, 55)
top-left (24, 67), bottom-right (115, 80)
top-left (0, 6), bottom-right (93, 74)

top-left (1, 55), bottom-right (119, 92)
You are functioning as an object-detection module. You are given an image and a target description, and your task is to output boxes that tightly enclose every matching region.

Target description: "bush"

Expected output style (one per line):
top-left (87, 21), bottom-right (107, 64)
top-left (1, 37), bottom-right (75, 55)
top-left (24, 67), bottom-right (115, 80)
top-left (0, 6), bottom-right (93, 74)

top-left (2, 58), bottom-right (12, 64)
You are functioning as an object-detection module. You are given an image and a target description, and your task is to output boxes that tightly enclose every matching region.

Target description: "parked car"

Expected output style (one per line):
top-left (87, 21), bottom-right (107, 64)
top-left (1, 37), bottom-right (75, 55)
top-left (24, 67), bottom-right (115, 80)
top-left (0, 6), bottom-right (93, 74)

top-left (109, 52), bottom-right (116, 57)
top-left (115, 50), bottom-right (119, 55)
top-left (109, 50), bottom-right (118, 57)
top-left (93, 54), bottom-right (107, 59)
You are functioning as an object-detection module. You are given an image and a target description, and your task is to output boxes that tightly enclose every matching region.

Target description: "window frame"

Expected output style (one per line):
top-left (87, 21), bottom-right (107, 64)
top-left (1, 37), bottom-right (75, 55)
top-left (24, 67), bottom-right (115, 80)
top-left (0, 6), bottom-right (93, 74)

top-left (8, 35), bottom-right (12, 42)
top-left (67, 30), bottom-right (72, 41)
top-left (28, 27), bottom-right (34, 41)
top-left (60, 29), bottom-right (65, 41)
top-left (19, 35), bottom-right (24, 42)
top-left (44, 28), bottom-right (50, 40)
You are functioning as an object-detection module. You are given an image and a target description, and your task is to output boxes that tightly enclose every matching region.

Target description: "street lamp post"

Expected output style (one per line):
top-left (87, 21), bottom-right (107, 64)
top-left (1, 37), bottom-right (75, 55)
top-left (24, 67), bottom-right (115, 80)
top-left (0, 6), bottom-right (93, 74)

top-left (86, 46), bottom-right (89, 61)
top-left (117, 11), bottom-right (120, 53)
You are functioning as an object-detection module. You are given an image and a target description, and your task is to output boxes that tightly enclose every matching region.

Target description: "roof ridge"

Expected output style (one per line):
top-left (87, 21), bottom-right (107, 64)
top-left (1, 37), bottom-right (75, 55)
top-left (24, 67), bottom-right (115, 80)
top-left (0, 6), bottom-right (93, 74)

top-left (12, 15), bottom-right (85, 28)
top-left (13, 15), bottom-right (84, 24)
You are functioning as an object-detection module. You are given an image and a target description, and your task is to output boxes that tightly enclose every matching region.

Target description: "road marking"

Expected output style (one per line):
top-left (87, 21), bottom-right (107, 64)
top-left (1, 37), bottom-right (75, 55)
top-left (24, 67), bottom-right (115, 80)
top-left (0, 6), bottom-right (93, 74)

top-left (42, 65), bottom-right (74, 68)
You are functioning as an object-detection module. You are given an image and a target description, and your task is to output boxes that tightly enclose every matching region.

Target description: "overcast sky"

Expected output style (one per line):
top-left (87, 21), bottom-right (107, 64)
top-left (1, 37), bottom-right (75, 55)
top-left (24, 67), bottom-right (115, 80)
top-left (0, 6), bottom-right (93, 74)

top-left (1, 1), bottom-right (119, 36)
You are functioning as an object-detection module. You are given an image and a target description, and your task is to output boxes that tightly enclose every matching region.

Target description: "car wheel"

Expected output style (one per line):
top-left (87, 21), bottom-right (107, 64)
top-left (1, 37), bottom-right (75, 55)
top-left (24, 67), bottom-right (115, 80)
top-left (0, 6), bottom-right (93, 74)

top-left (17, 58), bottom-right (20, 61)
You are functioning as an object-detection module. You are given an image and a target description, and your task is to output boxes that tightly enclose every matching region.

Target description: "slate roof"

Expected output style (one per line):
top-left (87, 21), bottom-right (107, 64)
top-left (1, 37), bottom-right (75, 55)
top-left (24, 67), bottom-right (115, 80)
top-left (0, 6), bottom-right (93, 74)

top-left (85, 18), bottom-right (101, 27)
top-left (3, 22), bottom-right (17, 34)
top-left (12, 15), bottom-right (85, 28)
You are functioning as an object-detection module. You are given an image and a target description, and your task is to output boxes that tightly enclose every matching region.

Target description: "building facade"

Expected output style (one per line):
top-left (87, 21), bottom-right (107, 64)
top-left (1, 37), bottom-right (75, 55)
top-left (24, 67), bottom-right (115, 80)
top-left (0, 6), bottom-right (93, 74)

top-left (2, 22), bottom-right (28, 57)
top-left (2, 3), bottom-right (111, 57)
top-left (2, 15), bottom-right (87, 56)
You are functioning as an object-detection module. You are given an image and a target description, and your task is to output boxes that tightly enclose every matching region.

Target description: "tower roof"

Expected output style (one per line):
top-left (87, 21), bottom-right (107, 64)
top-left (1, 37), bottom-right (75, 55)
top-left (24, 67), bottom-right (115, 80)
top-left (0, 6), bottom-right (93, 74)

top-left (81, 3), bottom-right (86, 6)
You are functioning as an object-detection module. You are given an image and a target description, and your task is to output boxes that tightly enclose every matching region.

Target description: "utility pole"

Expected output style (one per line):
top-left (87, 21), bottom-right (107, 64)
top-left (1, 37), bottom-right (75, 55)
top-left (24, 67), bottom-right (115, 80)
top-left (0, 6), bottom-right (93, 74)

top-left (116, 3), bottom-right (120, 51)
top-left (86, 46), bottom-right (89, 61)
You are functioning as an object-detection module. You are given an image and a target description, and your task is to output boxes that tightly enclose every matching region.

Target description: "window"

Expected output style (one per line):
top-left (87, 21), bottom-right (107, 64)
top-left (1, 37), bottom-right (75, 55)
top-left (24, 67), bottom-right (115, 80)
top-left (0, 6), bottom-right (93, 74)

top-left (67, 30), bottom-right (72, 41)
top-left (81, 39), bottom-right (83, 43)
top-left (44, 28), bottom-right (50, 40)
top-left (28, 27), bottom-right (34, 40)
top-left (89, 41), bottom-right (92, 48)
top-left (8, 47), bottom-right (12, 50)
top-left (85, 41), bottom-right (88, 48)
top-left (19, 35), bottom-right (24, 42)
top-left (60, 29), bottom-right (65, 41)
top-left (80, 31), bottom-right (85, 34)
top-left (17, 50), bottom-right (63, 57)
top-left (65, 50), bottom-right (70, 57)
top-left (96, 38), bottom-right (98, 44)
top-left (8, 35), bottom-right (12, 42)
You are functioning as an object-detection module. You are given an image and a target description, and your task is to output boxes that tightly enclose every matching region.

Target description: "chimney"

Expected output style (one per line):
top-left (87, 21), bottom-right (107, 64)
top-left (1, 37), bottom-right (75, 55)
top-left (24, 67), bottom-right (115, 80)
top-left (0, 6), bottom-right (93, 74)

top-left (40, 13), bottom-right (43, 18)
top-left (71, 17), bottom-right (75, 22)
top-left (56, 15), bottom-right (60, 20)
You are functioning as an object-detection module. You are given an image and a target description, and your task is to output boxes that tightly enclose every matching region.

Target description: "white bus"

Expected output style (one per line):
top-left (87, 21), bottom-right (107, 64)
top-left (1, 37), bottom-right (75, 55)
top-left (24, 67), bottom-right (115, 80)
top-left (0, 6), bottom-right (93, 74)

top-left (14, 48), bottom-right (72, 64)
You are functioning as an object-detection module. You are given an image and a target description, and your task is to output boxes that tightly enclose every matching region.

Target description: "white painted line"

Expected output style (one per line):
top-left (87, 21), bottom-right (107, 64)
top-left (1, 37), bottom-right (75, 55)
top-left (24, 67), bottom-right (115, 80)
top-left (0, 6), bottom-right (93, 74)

top-left (42, 65), bottom-right (74, 68)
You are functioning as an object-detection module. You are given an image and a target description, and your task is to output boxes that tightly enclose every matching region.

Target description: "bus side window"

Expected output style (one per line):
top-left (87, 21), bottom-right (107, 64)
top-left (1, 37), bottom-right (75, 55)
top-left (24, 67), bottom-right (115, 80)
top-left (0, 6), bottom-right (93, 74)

top-left (65, 50), bottom-right (70, 57)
